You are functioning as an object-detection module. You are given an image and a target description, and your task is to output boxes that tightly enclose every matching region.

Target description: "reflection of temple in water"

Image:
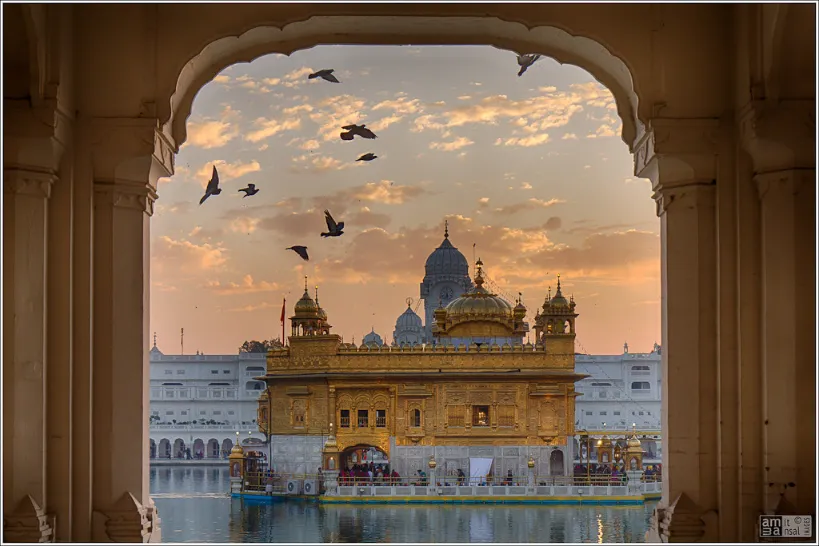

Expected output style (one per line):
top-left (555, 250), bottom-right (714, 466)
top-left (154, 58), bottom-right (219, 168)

top-left (256, 256), bottom-right (584, 481)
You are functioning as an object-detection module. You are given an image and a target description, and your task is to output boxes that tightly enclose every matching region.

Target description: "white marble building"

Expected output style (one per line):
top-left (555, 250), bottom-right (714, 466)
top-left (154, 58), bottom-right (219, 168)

top-left (148, 341), bottom-right (267, 461)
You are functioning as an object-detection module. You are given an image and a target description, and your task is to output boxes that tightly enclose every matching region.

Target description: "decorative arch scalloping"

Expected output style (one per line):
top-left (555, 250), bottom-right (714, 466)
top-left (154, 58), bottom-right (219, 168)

top-left (165, 16), bottom-right (644, 154)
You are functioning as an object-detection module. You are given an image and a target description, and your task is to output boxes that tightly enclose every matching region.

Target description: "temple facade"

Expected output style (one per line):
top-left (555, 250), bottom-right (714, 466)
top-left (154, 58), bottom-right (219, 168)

top-left (256, 266), bottom-right (583, 481)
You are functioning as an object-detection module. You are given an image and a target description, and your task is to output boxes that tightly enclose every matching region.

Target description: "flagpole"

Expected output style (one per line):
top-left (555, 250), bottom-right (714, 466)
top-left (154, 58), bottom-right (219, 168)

top-left (281, 297), bottom-right (286, 346)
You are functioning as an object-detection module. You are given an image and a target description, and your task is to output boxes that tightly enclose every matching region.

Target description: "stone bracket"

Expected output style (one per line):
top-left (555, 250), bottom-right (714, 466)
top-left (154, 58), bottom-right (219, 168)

top-left (739, 99), bottom-right (816, 174)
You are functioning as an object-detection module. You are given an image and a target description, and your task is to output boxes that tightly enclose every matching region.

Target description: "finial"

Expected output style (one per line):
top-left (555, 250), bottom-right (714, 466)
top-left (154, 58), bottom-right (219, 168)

top-left (444, 219), bottom-right (449, 239)
top-left (474, 258), bottom-right (484, 288)
top-left (315, 285), bottom-right (319, 303)
top-left (556, 274), bottom-right (562, 294)
top-left (406, 297), bottom-right (413, 308)
top-left (153, 332), bottom-right (157, 348)
top-left (304, 276), bottom-right (308, 292)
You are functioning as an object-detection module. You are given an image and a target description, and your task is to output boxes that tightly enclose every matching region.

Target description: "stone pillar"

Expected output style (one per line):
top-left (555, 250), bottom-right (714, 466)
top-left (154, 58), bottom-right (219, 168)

top-left (3, 168), bottom-right (54, 515)
top-left (88, 120), bottom-right (172, 541)
top-left (626, 470), bottom-right (644, 496)
top-left (2, 101), bottom-right (67, 542)
top-left (741, 101), bottom-right (816, 519)
top-left (634, 121), bottom-right (720, 542)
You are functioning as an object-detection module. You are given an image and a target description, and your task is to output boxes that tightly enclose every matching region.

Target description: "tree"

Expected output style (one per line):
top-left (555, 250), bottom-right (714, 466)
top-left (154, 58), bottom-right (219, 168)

top-left (239, 339), bottom-right (284, 353)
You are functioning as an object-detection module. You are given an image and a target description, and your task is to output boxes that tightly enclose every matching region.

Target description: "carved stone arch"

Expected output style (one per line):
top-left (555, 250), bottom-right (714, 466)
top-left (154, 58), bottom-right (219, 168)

top-left (336, 393), bottom-right (353, 409)
top-left (353, 393), bottom-right (371, 410)
top-left (371, 393), bottom-right (390, 409)
top-left (164, 16), bottom-right (645, 153)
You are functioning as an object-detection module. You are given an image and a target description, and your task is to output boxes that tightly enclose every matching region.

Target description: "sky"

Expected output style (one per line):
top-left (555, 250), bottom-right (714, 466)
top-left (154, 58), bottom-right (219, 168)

top-left (151, 45), bottom-right (660, 356)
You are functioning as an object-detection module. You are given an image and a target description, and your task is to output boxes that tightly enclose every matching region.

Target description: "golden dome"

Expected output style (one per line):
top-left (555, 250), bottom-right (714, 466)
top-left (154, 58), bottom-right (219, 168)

top-left (443, 258), bottom-right (514, 319)
top-left (600, 435), bottom-right (612, 447)
top-left (230, 443), bottom-right (245, 456)
top-left (549, 275), bottom-right (569, 307)
top-left (627, 425), bottom-right (642, 449)
top-left (294, 277), bottom-right (319, 317)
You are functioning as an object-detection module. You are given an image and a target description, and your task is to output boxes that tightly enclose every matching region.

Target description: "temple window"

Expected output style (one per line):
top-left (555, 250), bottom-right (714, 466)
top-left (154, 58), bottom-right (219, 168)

top-left (376, 409), bottom-right (387, 428)
top-left (498, 405), bottom-right (515, 427)
top-left (293, 400), bottom-right (306, 427)
top-left (340, 409), bottom-right (350, 428)
top-left (447, 405), bottom-right (464, 427)
top-left (631, 381), bottom-right (651, 390)
top-left (472, 405), bottom-right (490, 427)
top-left (411, 408), bottom-right (421, 427)
top-left (357, 409), bottom-right (369, 427)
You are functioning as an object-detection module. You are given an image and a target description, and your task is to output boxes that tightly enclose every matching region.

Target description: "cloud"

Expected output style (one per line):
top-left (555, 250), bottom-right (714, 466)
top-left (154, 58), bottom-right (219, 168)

top-left (520, 182), bottom-right (533, 190)
top-left (245, 116), bottom-right (302, 143)
top-left (212, 75), bottom-right (230, 84)
top-left (204, 274), bottom-right (280, 295)
top-left (153, 236), bottom-right (227, 270)
top-left (195, 159), bottom-right (261, 186)
top-left (562, 133), bottom-right (578, 140)
top-left (289, 154), bottom-right (359, 174)
top-left (429, 136), bottom-right (474, 152)
top-left (493, 197), bottom-right (566, 215)
top-left (224, 181), bottom-right (424, 238)
top-left (544, 216), bottom-right (562, 231)
top-left (496, 133), bottom-right (551, 147)
top-left (229, 217), bottom-right (261, 234)
top-left (185, 105), bottom-right (240, 149)
top-left (228, 301), bottom-right (280, 313)
top-left (523, 229), bottom-right (660, 281)
top-left (307, 94), bottom-right (368, 141)
top-left (152, 281), bottom-right (177, 292)
top-left (188, 225), bottom-right (224, 240)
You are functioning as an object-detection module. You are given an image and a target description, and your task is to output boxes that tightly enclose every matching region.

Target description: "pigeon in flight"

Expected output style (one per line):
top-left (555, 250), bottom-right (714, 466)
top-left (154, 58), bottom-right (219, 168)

top-left (356, 153), bottom-right (378, 162)
top-left (286, 246), bottom-right (310, 261)
top-left (339, 124), bottom-right (377, 140)
top-left (321, 209), bottom-right (345, 238)
top-left (517, 54), bottom-right (542, 77)
top-left (308, 69), bottom-right (340, 83)
top-left (199, 166), bottom-right (222, 205)
top-left (238, 183), bottom-right (259, 198)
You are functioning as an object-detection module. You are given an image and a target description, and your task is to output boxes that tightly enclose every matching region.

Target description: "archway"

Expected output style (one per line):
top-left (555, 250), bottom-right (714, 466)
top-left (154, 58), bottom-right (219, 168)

top-left (149, 439), bottom-right (156, 459)
top-left (159, 439), bottom-right (171, 459)
top-left (164, 16), bottom-right (644, 154)
top-left (549, 449), bottom-right (564, 476)
top-left (207, 438), bottom-right (220, 459)
top-left (221, 438), bottom-right (233, 459)
top-left (172, 438), bottom-right (186, 459)
top-left (340, 444), bottom-right (390, 471)
top-left (192, 439), bottom-right (205, 459)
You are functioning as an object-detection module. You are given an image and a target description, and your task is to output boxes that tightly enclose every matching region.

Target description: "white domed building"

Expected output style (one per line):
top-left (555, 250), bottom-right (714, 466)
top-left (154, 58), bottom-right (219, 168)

top-left (417, 222), bottom-right (474, 341)
top-left (361, 328), bottom-right (385, 348)
top-left (392, 300), bottom-right (425, 346)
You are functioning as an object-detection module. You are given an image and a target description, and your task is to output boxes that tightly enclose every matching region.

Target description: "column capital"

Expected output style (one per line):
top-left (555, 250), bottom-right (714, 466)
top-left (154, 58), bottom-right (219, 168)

top-left (93, 180), bottom-right (158, 216)
top-left (88, 117), bottom-right (175, 188)
top-left (633, 118), bottom-right (721, 217)
top-left (740, 99), bottom-right (815, 175)
top-left (3, 168), bottom-right (57, 199)
top-left (755, 168), bottom-right (815, 201)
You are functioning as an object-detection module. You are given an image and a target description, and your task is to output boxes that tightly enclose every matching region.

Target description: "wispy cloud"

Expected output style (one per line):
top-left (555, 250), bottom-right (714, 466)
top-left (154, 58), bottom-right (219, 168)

top-left (205, 274), bottom-right (280, 295)
top-left (493, 197), bottom-right (566, 215)
top-left (195, 159), bottom-right (261, 186)
top-left (185, 105), bottom-right (240, 149)
top-left (429, 136), bottom-right (474, 152)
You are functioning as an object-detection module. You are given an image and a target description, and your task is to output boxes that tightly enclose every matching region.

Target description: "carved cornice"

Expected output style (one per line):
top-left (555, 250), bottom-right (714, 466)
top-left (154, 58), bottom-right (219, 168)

top-left (3, 168), bottom-right (57, 199)
top-left (94, 180), bottom-right (158, 216)
top-left (740, 99), bottom-right (816, 174)
top-left (633, 118), bottom-right (721, 191)
top-left (88, 117), bottom-right (174, 187)
top-left (3, 99), bottom-right (72, 173)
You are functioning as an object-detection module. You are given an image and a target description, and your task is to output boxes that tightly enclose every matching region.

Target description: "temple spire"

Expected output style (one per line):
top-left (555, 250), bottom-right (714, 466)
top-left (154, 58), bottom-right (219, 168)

top-left (304, 275), bottom-right (308, 293)
top-left (444, 219), bottom-right (449, 239)
top-left (153, 332), bottom-right (157, 348)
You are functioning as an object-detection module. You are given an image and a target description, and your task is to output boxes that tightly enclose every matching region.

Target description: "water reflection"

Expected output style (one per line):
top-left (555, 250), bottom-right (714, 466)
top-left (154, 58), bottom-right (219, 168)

top-left (151, 465), bottom-right (654, 543)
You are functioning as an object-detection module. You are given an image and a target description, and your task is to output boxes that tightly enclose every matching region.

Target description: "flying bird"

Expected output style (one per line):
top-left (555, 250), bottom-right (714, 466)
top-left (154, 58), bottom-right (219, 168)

top-left (339, 124), bottom-right (377, 140)
top-left (199, 166), bottom-right (222, 205)
top-left (308, 69), bottom-right (340, 83)
top-left (286, 246), bottom-right (310, 261)
top-left (321, 209), bottom-right (345, 238)
top-left (238, 183), bottom-right (259, 198)
top-left (517, 54), bottom-right (542, 77)
top-left (356, 153), bottom-right (378, 162)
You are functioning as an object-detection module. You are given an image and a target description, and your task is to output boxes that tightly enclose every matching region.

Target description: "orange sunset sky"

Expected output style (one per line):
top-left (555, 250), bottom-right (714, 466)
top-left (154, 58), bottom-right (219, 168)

top-left (151, 45), bottom-right (660, 356)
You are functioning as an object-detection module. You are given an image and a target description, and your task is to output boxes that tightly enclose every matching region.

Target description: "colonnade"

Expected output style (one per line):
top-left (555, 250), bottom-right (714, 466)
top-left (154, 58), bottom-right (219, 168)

top-left (2, 4), bottom-right (815, 542)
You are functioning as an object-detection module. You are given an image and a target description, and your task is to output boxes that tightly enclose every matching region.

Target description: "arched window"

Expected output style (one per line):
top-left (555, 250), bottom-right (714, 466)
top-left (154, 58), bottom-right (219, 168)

top-left (412, 409), bottom-right (421, 427)
top-left (631, 381), bottom-right (651, 390)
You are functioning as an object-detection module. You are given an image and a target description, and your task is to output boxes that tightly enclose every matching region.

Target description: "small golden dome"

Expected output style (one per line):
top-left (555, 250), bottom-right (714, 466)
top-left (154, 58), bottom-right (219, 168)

top-left (428, 456), bottom-right (437, 469)
top-left (627, 435), bottom-right (642, 449)
top-left (600, 435), bottom-right (613, 447)
top-left (230, 443), bottom-right (245, 456)
top-left (549, 275), bottom-right (569, 307)
top-left (527, 457), bottom-right (535, 468)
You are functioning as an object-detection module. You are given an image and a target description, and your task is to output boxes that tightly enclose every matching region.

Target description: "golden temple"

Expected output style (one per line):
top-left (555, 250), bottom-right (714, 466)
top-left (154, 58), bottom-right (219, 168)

top-left (256, 259), bottom-right (585, 479)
